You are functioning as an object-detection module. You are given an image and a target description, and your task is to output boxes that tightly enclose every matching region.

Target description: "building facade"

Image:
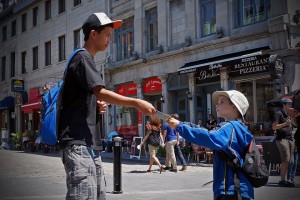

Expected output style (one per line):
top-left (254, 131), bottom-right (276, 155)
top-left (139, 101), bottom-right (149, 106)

top-left (0, 0), bottom-right (299, 141)
top-left (0, 0), bottom-right (111, 138)
top-left (106, 0), bottom-right (300, 139)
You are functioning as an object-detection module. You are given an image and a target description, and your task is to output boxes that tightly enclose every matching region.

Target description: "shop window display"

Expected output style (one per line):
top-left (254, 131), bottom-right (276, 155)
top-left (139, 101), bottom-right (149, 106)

top-left (236, 78), bottom-right (274, 136)
top-left (116, 105), bottom-right (139, 140)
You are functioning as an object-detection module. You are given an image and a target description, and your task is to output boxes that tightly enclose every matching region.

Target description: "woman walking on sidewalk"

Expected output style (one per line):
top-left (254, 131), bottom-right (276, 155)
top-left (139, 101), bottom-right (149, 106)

top-left (140, 115), bottom-right (165, 173)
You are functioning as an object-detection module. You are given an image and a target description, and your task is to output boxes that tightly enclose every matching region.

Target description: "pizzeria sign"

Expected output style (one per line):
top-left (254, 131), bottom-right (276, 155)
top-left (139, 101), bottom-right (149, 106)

top-left (228, 54), bottom-right (270, 77)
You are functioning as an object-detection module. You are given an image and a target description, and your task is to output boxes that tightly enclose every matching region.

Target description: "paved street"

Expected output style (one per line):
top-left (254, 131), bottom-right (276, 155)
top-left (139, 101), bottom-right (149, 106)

top-left (0, 149), bottom-right (299, 200)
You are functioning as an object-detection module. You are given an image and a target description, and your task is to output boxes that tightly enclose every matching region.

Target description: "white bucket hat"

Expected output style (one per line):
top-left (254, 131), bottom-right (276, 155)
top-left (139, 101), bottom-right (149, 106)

top-left (212, 90), bottom-right (249, 118)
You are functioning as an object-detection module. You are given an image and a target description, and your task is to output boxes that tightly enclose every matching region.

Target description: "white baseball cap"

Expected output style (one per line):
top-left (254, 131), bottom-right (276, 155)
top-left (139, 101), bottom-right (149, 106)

top-left (82, 12), bottom-right (123, 35)
top-left (212, 90), bottom-right (249, 118)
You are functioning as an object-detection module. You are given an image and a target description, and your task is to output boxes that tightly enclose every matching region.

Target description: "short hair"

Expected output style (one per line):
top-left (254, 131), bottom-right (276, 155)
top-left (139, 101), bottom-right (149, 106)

top-left (172, 113), bottom-right (179, 120)
top-left (83, 24), bottom-right (113, 41)
top-left (149, 115), bottom-right (161, 127)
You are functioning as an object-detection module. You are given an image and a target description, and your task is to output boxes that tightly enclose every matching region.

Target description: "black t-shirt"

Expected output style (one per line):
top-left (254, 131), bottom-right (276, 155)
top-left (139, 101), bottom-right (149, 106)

top-left (58, 50), bottom-right (105, 149)
top-left (274, 110), bottom-right (293, 140)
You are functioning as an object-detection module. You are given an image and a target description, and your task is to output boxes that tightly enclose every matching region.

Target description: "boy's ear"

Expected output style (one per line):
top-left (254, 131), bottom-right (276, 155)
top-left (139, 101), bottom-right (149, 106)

top-left (232, 104), bottom-right (238, 111)
top-left (90, 30), bottom-right (97, 39)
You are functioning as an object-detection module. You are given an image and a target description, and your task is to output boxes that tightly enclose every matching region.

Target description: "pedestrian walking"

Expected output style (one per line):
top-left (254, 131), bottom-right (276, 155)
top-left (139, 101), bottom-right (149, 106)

top-left (140, 115), bottom-right (165, 173)
top-left (167, 90), bottom-right (254, 200)
top-left (58, 13), bottom-right (156, 200)
top-left (173, 114), bottom-right (188, 171)
top-left (163, 114), bottom-right (178, 172)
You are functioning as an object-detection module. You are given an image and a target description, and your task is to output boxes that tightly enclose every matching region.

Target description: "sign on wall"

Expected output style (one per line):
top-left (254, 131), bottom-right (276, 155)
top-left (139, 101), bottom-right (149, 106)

top-left (195, 64), bottom-right (221, 84)
top-left (116, 82), bottom-right (137, 96)
top-left (228, 54), bottom-right (270, 77)
top-left (11, 79), bottom-right (24, 92)
top-left (143, 77), bottom-right (162, 93)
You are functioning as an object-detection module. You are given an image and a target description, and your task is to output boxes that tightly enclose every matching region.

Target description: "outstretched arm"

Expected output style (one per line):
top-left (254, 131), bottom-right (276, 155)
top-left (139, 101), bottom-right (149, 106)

top-left (167, 118), bottom-right (240, 150)
top-left (92, 86), bottom-right (156, 115)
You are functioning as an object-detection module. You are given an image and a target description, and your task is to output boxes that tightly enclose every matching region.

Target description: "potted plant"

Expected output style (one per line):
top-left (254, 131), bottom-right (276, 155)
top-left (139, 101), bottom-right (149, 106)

top-left (27, 130), bottom-right (36, 152)
top-left (156, 146), bottom-right (166, 157)
top-left (10, 132), bottom-right (22, 150)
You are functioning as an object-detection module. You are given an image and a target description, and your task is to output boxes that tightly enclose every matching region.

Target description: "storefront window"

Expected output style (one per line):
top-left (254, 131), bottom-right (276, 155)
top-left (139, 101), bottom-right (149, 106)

top-left (116, 106), bottom-right (138, 138)
top-left (256, 79), bottom-right (274, 123)
top-left (236, 78), bottom-right (274, 135)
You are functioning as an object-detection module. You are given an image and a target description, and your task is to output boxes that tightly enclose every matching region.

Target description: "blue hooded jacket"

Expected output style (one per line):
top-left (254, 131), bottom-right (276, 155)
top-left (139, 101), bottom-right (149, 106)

top-left (175, 120), bottom-right (254, 199)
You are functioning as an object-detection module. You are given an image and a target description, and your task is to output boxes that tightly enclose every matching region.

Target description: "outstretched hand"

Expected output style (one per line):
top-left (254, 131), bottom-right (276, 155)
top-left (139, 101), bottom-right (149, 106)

top-left (136, 99), bottom-right (156, 115)
top-left (167, 118), bottom-right (180, 129)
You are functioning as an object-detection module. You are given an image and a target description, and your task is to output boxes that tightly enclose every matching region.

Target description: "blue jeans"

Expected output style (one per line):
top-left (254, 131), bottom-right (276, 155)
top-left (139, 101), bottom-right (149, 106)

top-left (175, 144), bottom-right (187, 167)
top-left (287, 150), bottom-right (298, 182)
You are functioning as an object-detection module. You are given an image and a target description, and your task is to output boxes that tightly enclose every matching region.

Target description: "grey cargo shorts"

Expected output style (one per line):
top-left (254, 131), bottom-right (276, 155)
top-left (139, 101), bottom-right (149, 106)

top-left (61, 145), bottom-right (106, 200)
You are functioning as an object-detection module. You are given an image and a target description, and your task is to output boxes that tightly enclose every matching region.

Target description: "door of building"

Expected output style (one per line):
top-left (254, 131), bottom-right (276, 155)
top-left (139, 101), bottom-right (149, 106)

top-left (195, 93), bottom-right (207, 124)
top-left (176, 96), bottom-right (188, 121)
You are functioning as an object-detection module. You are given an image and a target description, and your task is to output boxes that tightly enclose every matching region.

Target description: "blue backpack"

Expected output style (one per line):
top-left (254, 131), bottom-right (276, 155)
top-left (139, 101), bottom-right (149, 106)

top-left (41, 48), bottom-right (85, 145)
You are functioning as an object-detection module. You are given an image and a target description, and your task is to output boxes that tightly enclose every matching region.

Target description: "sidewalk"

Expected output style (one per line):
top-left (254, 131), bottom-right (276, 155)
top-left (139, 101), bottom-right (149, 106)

top-left (100, 150), bottom-right (214, 168)
top-left (4, 145), bottom-right (213, 168)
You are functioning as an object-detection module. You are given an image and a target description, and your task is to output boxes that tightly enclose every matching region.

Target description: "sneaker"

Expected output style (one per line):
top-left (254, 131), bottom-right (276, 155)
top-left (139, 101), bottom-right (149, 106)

top-left (278, 180), bottom-right (287, 187)
top-left (164, 166), bottom-right (171, 170)
top-left (286, 181), bottom-right (295, 187)
top-left (179, 166), bottom-right (187, 172)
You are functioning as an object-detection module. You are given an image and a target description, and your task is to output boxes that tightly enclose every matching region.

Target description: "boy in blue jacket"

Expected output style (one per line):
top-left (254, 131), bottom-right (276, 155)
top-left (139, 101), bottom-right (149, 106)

top-left (167, 90), bottom-right (253, 200)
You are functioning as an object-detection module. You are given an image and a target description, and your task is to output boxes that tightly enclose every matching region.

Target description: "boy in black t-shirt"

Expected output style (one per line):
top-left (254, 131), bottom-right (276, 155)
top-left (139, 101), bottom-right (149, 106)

top-left (59, 13), bottom-right (156, 200)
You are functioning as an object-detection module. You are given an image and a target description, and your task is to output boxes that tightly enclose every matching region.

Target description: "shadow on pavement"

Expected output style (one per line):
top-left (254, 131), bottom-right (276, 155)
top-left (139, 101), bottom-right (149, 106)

top-left (15, 149), bottom-right (61, 158)
top-left (125, 170), bottom-right (149, 173)
top-left (264, 182), bottom-right (300, 188)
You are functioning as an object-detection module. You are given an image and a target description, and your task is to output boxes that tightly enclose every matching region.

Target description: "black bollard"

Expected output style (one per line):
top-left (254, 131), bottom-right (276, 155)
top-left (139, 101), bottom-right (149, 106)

top-left (112, 136), bottom-right (123, 194)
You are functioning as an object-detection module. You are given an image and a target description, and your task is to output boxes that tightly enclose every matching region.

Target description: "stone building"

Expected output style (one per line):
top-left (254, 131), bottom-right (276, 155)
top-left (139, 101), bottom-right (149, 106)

top-left (0, 0), bottom-right (299, 141)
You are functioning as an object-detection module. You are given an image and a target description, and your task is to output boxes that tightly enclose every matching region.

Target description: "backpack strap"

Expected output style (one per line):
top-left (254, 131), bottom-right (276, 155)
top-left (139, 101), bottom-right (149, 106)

top-left (57, 48), bottom-right (85, 107)
top-left (217, 121), bottom-right (243, 200)
top-left (63, 48), bottom-right (85, 79)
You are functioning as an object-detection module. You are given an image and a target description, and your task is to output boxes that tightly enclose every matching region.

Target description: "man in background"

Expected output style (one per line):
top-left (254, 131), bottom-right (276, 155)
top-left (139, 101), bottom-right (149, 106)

top-left (272, 98), bottom-right (295, 187)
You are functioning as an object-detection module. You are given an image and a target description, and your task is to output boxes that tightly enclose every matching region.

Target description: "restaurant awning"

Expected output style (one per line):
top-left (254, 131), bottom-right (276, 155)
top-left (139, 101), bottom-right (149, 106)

top-left (177, 47), bottom-right (270, 75)
top-left (0, 96), bottom-right (14, 110)
top-left (20, 95), bottom-right (42, 112)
